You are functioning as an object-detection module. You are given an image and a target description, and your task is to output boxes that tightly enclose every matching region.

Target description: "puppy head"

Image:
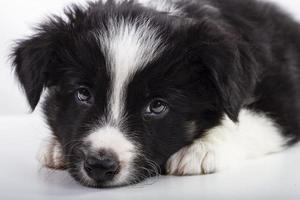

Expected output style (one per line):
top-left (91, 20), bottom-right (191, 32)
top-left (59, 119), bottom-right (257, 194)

top-left (12, 1), bottom-right (256, 187)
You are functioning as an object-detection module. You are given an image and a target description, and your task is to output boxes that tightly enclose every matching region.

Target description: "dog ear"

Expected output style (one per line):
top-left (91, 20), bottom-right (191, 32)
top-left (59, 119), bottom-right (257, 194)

top-left (11, 33), bottom-right (55, 110)
top-left (187, 20), bottom-right (258, 121)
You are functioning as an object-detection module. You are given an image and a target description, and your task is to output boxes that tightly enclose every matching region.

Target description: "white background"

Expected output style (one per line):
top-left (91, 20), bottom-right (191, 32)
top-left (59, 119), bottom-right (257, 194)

top-left (1, 0), bottom-right (300, 115)
top-left (0, 1), bottom-right (300, 200)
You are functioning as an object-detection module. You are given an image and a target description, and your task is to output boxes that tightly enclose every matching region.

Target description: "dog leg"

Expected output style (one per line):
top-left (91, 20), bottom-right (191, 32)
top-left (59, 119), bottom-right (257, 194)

top-left (37, 137), bottom-right (67, 170)
top-left (166, 109), bottom-right (287, 175)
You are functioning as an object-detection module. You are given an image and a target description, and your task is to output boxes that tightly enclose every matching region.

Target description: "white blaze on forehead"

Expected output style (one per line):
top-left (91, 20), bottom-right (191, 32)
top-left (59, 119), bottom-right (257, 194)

top-left (96, 18), bottom-right (164, 123)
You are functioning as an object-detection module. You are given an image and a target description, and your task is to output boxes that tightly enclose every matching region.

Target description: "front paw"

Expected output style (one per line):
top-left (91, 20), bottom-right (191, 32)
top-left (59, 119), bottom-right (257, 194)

top-left (166, 141), bottom-right (216, 175)
top-left (37, 137), bottom-right (67, 170)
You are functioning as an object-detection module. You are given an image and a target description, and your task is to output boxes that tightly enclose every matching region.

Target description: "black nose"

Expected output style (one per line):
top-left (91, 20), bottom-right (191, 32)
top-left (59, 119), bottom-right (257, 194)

top-left (84, 151), bottom-right (119, 182)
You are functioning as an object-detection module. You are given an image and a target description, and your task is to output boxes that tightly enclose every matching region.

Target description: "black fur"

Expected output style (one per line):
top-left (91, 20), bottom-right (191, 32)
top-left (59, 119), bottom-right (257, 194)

top-left (11, 0), bottom-right (300, 187)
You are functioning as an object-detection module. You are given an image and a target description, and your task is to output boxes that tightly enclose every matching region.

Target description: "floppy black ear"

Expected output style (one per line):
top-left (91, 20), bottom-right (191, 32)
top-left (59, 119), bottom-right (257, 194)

top-left (12, 33), bottom-right (54, 110)
top-left (187, 20), bottom-right (258, 121)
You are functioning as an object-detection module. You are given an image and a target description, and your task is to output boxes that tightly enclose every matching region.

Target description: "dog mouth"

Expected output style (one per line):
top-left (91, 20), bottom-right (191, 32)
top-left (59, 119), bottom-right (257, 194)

top-left (66, 151), bottom-right (161, 188)
top-left (67, 160), bottom-right (120, 187)
top-left (64, 150), bottom-right (142, 187)
top-left (66, 152), bottom-right (123, 187)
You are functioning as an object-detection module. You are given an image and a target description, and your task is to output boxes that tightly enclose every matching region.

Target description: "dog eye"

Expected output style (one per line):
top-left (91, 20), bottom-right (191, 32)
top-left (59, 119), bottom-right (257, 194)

top-left (145, 99), bottom-right (169, 116)
top-left (75, 87), bottom-right (93, 104)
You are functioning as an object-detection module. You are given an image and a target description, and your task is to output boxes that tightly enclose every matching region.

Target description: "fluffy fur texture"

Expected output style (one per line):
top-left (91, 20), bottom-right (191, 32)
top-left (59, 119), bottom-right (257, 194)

top-left (12, 0), bottom-right (300, 187)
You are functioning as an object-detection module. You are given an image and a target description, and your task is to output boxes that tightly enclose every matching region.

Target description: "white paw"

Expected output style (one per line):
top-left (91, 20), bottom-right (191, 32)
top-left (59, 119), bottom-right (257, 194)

top-left (166, 141), bottom-right (216, 175)
top-left (166, 109), bottom-right (288, 176)
top-left (37, 137), bottom-right (67, 170)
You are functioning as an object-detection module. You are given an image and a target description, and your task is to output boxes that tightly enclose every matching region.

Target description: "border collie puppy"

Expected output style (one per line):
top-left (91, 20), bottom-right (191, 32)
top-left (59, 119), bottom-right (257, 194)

top-left (12, 0), bottom-right (300, 187)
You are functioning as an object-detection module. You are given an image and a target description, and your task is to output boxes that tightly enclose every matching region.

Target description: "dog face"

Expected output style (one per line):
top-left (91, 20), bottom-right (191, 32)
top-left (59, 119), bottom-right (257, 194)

top-left (12, 1), bottom-right (256, 187)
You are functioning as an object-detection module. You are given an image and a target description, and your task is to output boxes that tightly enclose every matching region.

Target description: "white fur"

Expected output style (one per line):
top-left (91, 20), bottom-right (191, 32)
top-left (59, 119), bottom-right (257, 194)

top-left (166, 109), bottom-right (288, 175)
top-left (95, 18), bottom-right (163, 123)
top-left (101, 0), bottom-right (183, 16)
top-left (85, 126), bottom-right (137, 185)
top-left (37, 137), bottom-right (66, 169)
top-left (138, 0), bottom-right (183, 16)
